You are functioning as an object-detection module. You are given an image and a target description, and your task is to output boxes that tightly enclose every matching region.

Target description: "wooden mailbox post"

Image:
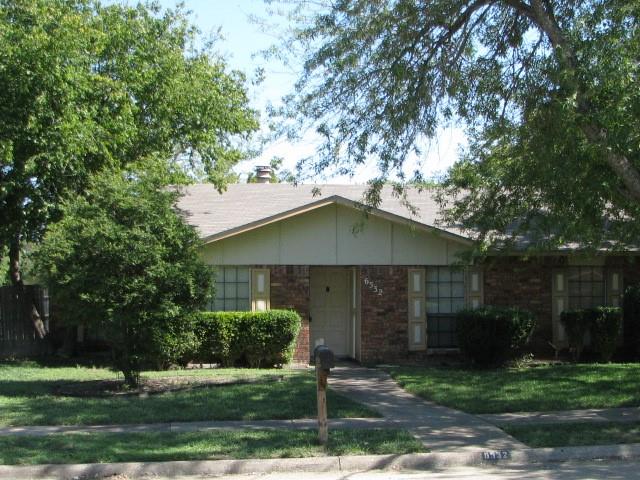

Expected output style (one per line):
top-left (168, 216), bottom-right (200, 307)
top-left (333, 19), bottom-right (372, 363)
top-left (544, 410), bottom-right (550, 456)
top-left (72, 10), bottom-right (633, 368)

top-left (314, 345), bottom-right (335, 445)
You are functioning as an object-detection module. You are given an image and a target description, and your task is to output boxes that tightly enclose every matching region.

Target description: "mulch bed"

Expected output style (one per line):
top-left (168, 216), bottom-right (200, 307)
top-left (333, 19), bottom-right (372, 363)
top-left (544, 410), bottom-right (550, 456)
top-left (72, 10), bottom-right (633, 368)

top-left (52, 374), bottom-right (285, 398)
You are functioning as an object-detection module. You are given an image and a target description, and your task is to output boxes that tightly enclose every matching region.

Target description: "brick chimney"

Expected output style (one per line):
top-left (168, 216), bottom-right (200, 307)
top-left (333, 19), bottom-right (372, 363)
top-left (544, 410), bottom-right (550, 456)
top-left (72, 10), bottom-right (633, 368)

top-left (255, 165), bottom-right (273, 184)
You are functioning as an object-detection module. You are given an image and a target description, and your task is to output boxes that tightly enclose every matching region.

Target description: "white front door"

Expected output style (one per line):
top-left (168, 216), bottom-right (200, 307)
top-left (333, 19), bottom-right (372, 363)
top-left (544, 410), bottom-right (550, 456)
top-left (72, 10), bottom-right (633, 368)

top-left (310, 267), bottom-right (350, 356)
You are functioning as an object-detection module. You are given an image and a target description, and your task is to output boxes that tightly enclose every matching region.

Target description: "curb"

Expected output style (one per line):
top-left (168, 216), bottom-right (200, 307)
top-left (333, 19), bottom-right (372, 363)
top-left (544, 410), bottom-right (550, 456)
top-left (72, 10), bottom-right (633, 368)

top-left (3, 443), bottom-right (640, 479)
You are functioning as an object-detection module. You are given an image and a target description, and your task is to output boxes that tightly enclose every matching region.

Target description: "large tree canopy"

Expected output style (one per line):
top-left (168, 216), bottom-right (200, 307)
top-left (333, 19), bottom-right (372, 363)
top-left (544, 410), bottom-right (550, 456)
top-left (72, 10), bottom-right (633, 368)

top-left (274, 0), bottom-right (640, 250)
top-left (0, 0), bottom-right (258, 286)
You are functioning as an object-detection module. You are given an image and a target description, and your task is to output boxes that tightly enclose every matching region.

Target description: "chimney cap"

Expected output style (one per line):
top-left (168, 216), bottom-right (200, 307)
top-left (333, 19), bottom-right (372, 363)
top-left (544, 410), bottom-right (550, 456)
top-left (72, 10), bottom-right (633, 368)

top-left (255, 165), bottom-right (273, 184)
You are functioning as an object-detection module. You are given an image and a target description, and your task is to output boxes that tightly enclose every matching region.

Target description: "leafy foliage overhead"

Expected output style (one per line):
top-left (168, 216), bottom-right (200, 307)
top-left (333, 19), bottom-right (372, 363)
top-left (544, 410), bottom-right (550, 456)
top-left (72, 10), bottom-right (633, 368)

top-left (0, 0), bottom-right (258, 283)
top-left (272, 0), bottom-right (640, 250)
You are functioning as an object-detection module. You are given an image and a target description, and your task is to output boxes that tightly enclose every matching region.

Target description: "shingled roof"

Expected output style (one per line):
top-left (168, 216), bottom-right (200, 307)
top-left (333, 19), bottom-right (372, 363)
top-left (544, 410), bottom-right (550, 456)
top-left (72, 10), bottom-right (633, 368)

top-left (176, 183), bottom-right (471, 244)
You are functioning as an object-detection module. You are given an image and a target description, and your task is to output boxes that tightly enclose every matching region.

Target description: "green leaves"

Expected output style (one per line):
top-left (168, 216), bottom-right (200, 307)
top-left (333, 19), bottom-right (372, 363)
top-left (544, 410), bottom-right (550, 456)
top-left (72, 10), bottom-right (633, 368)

top-left (273, 0), bottom-right (640, 250)
top-left (0, 0), bottom-right (258, 281)
top-left (196, 310), bottom-right (302, 368)
top-left (32, 171), bottom-right (213, 382)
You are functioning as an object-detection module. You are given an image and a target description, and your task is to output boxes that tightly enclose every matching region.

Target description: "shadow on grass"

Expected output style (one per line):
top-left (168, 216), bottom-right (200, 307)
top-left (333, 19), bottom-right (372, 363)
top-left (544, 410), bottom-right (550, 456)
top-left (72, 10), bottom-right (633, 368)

top-left (0, 429), bottom-right (424, 465)
top-left (0, 375), bottom-right (378, 426)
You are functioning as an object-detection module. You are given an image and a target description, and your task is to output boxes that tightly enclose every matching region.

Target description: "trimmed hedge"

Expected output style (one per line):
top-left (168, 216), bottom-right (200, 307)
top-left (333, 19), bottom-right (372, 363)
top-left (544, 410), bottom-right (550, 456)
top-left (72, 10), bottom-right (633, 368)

top-left (560, 310), bottom-right (591, 361)
top-left (588, 307), bottom-right (623, 362)
top-left (456, 306), bottom-right (536, 366)
top-left (194, 310), bottom-right (301, 367)
top-left (561, 307), bottom-right (623, 362)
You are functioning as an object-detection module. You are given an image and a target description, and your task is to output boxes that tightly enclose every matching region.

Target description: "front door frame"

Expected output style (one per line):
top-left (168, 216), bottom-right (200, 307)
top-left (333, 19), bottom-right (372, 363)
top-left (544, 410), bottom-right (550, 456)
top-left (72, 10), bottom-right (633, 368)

top-left (309, 266), bottom-right (361, 359)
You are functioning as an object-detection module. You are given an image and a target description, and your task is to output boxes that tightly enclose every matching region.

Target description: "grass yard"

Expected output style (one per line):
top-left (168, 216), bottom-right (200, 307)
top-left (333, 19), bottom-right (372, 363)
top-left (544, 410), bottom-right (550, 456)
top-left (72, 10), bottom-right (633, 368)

top-left (503, 422), bottom-right (640, 448)
top-left (386, 363), bottom-right (640, 414)
top-left (0, 429), bottom-right (425, 465)
top-left (0, 361), bottom-right (377, 426)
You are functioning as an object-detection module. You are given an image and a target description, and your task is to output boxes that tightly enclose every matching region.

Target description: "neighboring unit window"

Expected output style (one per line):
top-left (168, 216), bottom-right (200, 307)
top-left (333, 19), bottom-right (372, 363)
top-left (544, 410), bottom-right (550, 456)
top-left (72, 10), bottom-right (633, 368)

top-left (568, 267), bottom-right (605, 310)
top-left (426, 267), bottom-right (465, 348)
top-left (210, 267), bottom-right (250, 311)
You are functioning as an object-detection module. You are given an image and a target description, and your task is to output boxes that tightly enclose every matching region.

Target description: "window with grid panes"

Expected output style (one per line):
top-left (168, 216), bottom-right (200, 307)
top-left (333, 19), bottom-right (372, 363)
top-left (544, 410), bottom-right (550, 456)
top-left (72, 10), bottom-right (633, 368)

top-left (568, 266), bottom-right (605, 310)
top-left (209, 267), bottom-right (251, 311)
top-left (426, 267), bottom-right (465, 348)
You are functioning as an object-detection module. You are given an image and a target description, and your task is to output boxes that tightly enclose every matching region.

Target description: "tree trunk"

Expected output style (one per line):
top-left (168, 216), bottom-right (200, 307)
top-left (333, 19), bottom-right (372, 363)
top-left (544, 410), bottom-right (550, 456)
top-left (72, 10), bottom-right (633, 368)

top-left (122, 369), bottom-right (140, 389)
top-left (9, 233), bottom-right (47, 339)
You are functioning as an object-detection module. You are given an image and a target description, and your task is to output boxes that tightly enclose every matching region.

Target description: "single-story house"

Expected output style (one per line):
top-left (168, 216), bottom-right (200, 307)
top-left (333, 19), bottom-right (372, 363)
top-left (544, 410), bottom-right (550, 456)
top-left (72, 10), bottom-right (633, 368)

top-left (177, 175), bottom-right (640, 364)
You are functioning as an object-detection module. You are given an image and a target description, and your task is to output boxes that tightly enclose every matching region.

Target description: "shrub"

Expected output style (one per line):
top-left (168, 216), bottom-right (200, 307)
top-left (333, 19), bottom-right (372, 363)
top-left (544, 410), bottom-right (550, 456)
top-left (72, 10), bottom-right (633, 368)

top-left (585, 307), bottom-right (623, 362)
top-left (32, 172), bottom-right (212, 387)
top-left (456, 306), bottom-right (536, 366)
top-left (195, 310), bottom-right (302, 367)
top-left (151, 313), bottom-right (202, 369)
top-left (623, 285), bottom-right (640, 358)
top-left (560, 310), bottom-right (591, 361)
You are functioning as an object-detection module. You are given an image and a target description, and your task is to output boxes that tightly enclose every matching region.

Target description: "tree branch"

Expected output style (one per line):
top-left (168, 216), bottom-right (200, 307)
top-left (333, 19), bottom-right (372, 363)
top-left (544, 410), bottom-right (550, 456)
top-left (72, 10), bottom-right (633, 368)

top-left (501, 0), bottom-right (640, 203)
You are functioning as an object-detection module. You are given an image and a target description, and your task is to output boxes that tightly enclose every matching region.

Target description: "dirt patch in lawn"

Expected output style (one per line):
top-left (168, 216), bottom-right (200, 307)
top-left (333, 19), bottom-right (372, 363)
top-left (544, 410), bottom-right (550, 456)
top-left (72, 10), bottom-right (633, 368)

top-left (53, 374), bottom-right (286, 398)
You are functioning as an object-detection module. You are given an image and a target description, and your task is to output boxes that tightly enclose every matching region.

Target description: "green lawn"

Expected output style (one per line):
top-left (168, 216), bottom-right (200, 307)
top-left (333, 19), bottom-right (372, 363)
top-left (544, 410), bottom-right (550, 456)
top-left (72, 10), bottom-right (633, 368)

top-left (386, 363), bottom-right (640, 414)
top-left (0, 361), bottom-right (377, 426)
top-left (503, 422), bottom-right (640, 448)
top-left (0, 429), bottom-right (425, 465)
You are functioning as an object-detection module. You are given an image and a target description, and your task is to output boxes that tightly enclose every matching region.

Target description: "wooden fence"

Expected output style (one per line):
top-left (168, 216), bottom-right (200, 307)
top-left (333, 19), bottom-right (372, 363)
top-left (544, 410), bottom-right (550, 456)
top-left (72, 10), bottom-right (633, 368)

top-left (0, 285), bottom-right (51, 357)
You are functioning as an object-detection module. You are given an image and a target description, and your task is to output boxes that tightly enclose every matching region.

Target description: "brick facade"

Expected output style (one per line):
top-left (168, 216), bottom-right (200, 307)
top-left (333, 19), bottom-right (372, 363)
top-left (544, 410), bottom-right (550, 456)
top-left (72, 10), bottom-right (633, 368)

top-left (267, 266), bottom-right (310, 363)
top-left (359, 266), bottom-right (413, 363)
top-left (482, 257), bottom-right (559, 344)
top-left (259, 256), bottom-right (639, 365)
top-left (483, 256), bottom-right (640, 352)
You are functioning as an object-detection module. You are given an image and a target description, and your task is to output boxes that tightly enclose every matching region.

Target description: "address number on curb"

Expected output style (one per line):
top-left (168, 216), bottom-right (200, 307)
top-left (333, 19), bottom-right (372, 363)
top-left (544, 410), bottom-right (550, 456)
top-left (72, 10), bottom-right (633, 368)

top-left (482, 450), bottom-right (511, 461)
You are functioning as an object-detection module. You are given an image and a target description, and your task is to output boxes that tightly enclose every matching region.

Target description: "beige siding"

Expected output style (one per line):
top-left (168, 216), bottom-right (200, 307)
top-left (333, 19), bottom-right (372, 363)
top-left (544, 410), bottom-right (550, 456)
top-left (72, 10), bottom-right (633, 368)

top-left (392, 224), bottom-right (448, 264)
top-left (337, 205), bottom-right (392, 264)
top-left (280, 205), bottom-right (338, 263)
top-left (201, 223), bottom-right (279, 265)
top-left (200, 203), bottom-right (469, 266)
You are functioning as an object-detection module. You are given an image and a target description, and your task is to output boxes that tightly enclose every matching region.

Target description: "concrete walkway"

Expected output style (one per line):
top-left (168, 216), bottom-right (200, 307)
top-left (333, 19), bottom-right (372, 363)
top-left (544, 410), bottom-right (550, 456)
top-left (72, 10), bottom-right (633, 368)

top-left (479, 407), bottom-right (640, 426)
top-left (329, 364), bottom-right (525, 452)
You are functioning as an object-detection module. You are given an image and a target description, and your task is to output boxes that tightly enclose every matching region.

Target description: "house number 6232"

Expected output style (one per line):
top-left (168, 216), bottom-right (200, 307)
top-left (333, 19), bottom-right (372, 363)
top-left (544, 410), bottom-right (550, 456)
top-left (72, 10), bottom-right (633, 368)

top-left (363, 277), bottom-right (384, 296)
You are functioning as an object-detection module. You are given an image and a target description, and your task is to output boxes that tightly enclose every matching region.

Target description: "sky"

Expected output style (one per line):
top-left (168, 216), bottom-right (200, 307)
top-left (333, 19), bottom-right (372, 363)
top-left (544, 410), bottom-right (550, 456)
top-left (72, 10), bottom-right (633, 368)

top-left (152, 0), bottom-right (465, 184)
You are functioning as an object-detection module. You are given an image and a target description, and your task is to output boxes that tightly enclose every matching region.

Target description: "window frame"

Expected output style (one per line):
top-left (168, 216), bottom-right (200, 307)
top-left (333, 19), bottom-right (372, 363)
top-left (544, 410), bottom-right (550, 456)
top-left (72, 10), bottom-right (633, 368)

top-left (567, 266), bottom-right (606, 311)
top-left (425, 266), bottom-right (467, 349)
top-left (209, 266), bottom-right (251, 312)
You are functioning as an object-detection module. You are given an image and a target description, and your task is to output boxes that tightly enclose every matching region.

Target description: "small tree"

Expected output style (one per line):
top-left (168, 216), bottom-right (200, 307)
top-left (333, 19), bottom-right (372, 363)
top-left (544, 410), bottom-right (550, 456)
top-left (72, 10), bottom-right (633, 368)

top-left (33, 171), bottom-right (212, 387)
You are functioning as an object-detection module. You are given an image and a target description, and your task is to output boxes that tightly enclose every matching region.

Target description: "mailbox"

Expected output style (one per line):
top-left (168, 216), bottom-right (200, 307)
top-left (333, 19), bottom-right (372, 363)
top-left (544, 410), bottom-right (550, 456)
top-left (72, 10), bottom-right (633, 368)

top-left (314, 345), bottom-right (335, 371)
top-left (313, 344), bottom-right (334, 445)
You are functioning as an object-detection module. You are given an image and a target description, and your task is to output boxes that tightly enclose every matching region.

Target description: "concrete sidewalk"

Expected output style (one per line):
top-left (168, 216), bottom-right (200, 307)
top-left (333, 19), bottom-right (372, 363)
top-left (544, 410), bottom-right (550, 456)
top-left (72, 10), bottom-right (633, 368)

top-left (4, 444), bottom-right (640, 480)
top-left (329, 365), bottom-right (525, 452)
top-left (479, 407), bottom-right (640, 426)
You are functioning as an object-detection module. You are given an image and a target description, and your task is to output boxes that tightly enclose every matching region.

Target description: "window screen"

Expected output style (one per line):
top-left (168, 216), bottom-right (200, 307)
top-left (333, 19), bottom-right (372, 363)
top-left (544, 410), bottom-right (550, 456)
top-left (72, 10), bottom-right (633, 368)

top-left (426, 267), bottom-right (465, 348)
top-left (209, 267), bottom-right (251, 311)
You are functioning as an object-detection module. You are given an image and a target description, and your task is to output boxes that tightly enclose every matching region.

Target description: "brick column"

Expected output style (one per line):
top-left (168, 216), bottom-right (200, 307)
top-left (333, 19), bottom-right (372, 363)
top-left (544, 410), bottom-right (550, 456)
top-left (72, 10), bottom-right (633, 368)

top-left (269, 266), bottom-right (310, 364)
top-left (359, 266), bottom-right (409, 363)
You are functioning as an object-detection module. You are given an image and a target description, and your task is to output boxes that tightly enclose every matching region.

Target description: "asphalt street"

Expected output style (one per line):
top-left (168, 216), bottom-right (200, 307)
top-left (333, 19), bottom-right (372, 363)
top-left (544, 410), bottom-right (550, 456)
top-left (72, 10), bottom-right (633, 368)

top-left (153, 460), bottom-right (640, 480)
